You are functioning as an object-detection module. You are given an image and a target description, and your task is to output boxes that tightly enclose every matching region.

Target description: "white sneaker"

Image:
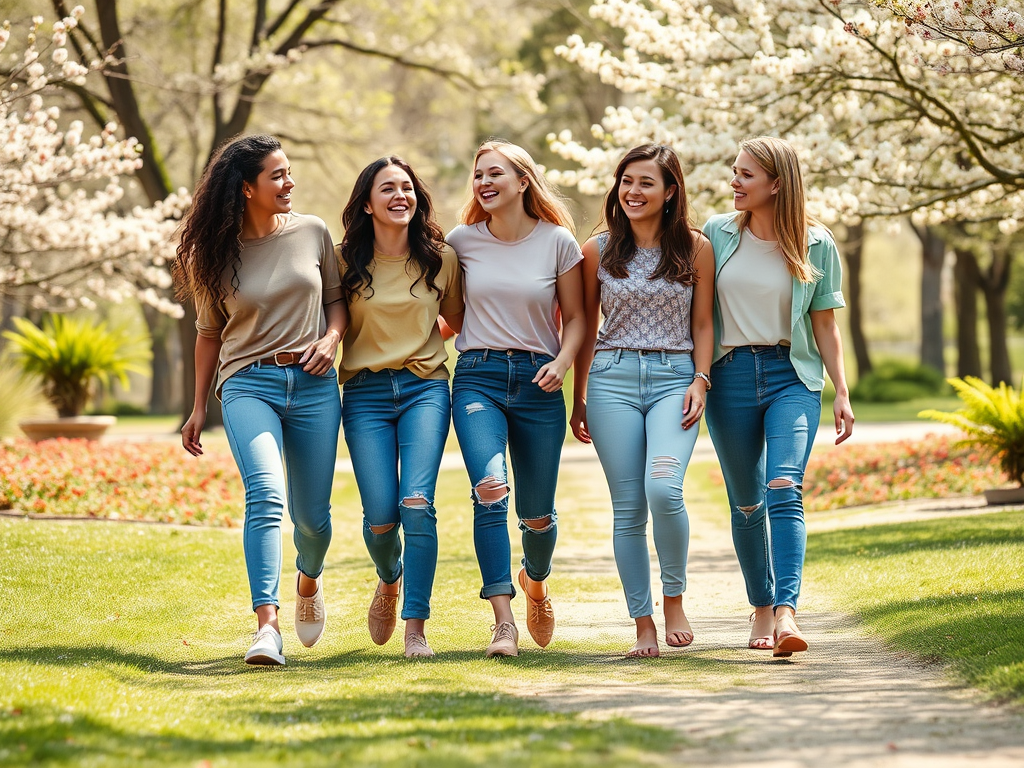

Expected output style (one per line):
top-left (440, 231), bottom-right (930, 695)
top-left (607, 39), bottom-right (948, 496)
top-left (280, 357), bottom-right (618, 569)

top-left (295, 573), bottom-right (326, 648)
top-left (245, 625), bottom-right (285, 666)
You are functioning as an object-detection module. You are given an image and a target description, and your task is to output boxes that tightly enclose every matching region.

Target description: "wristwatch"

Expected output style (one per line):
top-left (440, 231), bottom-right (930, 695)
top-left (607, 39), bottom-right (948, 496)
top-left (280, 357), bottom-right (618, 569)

top-left (693, 371), bottom-right (711, 390)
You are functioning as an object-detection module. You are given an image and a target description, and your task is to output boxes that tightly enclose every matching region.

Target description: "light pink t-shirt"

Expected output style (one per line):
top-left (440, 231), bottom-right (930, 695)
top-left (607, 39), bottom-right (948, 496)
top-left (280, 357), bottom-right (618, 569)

top-left (446, 220), bottom-right (582, 358)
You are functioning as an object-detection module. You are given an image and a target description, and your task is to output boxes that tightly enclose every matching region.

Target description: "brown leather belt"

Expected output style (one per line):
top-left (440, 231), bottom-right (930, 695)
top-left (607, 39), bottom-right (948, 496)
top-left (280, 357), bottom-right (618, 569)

top-left (258, 352), bottom-right (302, 366)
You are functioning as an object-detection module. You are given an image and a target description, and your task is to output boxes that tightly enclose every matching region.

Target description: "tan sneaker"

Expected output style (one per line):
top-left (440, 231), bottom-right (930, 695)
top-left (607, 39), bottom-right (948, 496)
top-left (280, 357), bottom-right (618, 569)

top-left (368, 577), bottom-right (400, 645)
top-left (404, 632), bottom-right (435, 659)
top-left (294, 573), bottom-right (325, 648)
top-left (518, 568), bottom-right (554, 647)
top-left (485, 621), bottom-right (519, 657)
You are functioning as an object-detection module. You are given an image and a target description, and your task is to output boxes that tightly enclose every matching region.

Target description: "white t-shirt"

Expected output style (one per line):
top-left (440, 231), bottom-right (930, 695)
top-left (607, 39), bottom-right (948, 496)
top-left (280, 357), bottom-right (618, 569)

top-left (447, 220), bottom-right (583, 358)
top-left (717, 228), bottom-right (793, 349)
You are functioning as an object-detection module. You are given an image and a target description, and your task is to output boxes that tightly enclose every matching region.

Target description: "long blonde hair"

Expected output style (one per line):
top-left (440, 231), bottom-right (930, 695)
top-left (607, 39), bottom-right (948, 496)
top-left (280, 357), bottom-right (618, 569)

top-left (737, 136), bottom-right (822, 283)
top-left (460, 139), bottom-right (576, 235)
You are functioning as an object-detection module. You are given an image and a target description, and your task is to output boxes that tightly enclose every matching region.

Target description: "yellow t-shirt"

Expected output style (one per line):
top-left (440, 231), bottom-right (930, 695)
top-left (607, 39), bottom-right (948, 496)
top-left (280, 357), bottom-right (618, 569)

top-left (337, 245), bottom-right (463, 384)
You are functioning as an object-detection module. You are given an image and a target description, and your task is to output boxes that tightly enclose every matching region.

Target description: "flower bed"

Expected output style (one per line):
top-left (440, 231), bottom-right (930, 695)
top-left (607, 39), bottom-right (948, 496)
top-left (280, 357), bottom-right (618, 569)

top-left (802, 434), bottom-right (1005, 512)
top-left (0, 438), bottom-right (243, 526)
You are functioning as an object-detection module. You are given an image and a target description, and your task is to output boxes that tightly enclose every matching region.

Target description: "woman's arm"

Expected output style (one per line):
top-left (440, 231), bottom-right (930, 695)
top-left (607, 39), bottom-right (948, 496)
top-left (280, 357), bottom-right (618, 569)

top-left (683, 235), bottom-right (715, 430)
top-left (181, 333), bottom-right (223, 456)
top-left (811, 308), bottom-right (854, 444)
top-left (535, 261), bottom-right (585, 393)
top-left (569, 238), bottom-right (602, 443)
top-left (301, 300), bottom-right (348, 375)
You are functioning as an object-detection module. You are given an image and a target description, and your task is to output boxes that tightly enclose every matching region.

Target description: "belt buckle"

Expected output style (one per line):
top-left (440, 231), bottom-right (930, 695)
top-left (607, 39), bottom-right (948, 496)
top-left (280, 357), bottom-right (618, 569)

top-left (273, 352), bottom-right (291, 366)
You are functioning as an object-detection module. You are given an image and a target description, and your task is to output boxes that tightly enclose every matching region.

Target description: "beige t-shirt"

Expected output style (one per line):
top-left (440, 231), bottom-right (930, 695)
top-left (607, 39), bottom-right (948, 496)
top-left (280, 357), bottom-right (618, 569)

top-left (717, 228), bottom-right (793, 349)
top-left (336, 245), bottom-right (464, 384)
top-left (195, 212), bottom-right (342, 394)
top-left (447, 220), bottom-right (583, 358)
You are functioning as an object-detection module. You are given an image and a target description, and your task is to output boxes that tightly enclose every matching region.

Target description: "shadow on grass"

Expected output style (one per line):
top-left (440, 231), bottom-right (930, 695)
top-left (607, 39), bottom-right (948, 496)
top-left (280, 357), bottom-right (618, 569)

top-left (0, 692), bottom-right (680, 768)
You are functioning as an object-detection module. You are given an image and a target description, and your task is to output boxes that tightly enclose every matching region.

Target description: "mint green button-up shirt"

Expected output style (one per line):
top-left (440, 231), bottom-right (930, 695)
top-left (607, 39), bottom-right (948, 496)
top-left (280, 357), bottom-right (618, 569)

top-left (702, 212), bottom-right (845, 392)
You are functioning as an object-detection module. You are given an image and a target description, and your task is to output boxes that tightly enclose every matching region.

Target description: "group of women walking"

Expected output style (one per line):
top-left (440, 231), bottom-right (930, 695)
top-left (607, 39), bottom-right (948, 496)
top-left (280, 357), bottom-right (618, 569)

top-left (174, 132), bottom-right (854, 667)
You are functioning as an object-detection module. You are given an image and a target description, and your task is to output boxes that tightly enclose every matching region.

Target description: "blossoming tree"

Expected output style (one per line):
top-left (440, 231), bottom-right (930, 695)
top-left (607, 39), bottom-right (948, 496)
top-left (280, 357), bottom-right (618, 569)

top-left (0, 9), bottom-right (185, 318)
top-left (548, 0), bottom-right (1024, 382)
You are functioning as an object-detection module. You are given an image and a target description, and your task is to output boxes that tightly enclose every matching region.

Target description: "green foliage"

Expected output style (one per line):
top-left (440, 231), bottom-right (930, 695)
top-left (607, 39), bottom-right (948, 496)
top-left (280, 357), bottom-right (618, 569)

top-left (2, 315), bottom-right (151, 418)
top-left (0, 368), bottom-right (52, 438)
top-left (806, 511), bottom-right (1024, 704)
top-left (851, 361), bottom-right (947, 403)
top-left (920, 376), bottom-right (1024, 486)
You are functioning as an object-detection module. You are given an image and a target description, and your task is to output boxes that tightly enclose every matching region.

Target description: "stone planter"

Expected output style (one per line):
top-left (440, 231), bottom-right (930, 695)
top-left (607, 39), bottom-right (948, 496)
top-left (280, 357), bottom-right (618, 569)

top-left (19, 415), bottom-right (117, 442)
top-left (982, 486), bottom-right (1024, 506)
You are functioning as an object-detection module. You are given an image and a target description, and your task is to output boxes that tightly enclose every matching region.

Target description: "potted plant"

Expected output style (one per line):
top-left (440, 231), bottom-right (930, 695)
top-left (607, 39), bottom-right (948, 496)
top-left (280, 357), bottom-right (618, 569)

top-left (919, 376), bottom-right (1024, 505)
top-left (2, 314), bottom-right (151, 441)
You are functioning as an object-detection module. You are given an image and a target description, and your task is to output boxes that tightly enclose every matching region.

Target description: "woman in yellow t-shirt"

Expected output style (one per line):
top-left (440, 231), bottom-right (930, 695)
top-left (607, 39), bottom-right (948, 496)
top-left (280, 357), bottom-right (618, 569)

top-left (336, 156), bottom-right (464, 658)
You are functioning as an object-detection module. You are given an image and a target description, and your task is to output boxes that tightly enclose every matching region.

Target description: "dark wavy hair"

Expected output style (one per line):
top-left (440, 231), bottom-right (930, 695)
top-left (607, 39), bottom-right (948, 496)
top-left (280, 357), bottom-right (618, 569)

top-left (601, 144), bottom-right (697, 285)
top-left (338, 156), bottom-right (445, 301)
top-left (173, 134), bottom-right (282, 306)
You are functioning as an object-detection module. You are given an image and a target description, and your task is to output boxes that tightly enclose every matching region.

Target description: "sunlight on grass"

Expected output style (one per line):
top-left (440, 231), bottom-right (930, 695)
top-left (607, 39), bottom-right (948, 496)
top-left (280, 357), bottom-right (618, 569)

top-left (805, 512), bottom-right (1024, 704)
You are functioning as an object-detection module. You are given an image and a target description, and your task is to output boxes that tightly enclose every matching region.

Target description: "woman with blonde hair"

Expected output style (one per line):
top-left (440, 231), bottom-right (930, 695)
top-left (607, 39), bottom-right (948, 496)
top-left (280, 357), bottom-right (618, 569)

top-left (703, 136), bottom-right (854, 658)
top-left (447, 139), bottom-right (586, 657)
top-left (571, 144), bottom-right (715, 658)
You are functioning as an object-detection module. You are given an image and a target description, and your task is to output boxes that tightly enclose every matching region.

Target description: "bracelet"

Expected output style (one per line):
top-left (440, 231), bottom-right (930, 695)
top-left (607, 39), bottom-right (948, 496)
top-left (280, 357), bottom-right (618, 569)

top-left (693, 371), bottom-right (711, 390)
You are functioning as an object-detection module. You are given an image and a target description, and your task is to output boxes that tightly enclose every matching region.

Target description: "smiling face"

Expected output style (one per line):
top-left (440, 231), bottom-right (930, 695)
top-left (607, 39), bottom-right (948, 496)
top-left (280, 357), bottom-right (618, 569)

top-left (243, 149), bottom-right (293, 219)
top-left (731, 149), bottom-right (779, 214)
top-left (617, 158), bottom-right (676, 225)
top-left (364, 164), bottom-right (417, 232)
top-left (472, 150), bottom-right (525, 216)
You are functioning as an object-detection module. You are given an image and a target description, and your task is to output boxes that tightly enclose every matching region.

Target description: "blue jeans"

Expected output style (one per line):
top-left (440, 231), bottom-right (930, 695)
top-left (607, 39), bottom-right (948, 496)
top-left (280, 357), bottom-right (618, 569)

top-left (342, 368), bottom-right (451, 620)
top-left (704, 345), bottom-right (821, 611)
top-left (586, 350), bottom-right (698, 618)
top-left (221, 362), bottom-right (341, 612)
top-left (451, 349), bottom-right (564, 599)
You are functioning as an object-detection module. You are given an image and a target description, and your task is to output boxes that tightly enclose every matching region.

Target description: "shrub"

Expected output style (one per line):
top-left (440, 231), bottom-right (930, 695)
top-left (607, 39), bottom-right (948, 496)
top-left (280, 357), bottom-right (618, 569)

top-left (0, 368), bottom-right (53, 438)
top-left (851, 361), bottom-right (946, 403)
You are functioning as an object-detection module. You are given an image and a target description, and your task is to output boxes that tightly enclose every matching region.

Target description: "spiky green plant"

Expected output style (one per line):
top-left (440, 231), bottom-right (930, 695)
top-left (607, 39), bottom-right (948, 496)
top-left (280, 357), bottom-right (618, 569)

top-left (0, 367), bottom-right (53, 437)
top-left (920, 376), bottom-right (1024, 487)
top-left (2, 315), bottom-right (151, 418)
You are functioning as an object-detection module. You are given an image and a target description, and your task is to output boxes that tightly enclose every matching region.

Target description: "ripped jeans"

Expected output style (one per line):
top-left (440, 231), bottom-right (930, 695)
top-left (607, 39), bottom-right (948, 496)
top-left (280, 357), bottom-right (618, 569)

top-left (704, 345), bottom-right (821, 611)
top-left (342, 367), bottom-right (451, 620)
top-left (586, 349), bottom-right (699, 618)
top-left (451, 349), bottom-right (564, 599)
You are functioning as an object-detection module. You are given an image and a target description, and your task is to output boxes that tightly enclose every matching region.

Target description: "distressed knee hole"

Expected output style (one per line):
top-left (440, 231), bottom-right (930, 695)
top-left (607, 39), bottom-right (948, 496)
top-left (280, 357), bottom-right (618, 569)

top-left (650, 455), bottom-right (682, 479)
top-left (768, 478), bottom-right (799, 489)
top-left (463, 402), bottom-right (486, 415)
top-left (521, 514), bottom-right (555, 534)
top-left (401, 495), bottom-right (430, 508)
top-left (368, 523), bottom-right (396, 535)
top-left (736, 502), bottom-right (763, 519)
top-left (473, 477), bottom-right (509, 505)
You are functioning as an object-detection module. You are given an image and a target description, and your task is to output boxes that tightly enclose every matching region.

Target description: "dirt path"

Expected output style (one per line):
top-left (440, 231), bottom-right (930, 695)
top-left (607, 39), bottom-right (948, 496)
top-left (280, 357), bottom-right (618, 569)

top-left (533, 461), bottom-right (1024, 767)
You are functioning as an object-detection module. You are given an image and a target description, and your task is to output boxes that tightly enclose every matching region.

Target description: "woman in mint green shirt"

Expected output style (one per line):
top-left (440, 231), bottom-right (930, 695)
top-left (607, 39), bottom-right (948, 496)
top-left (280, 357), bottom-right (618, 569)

top-left (703, 137), bottom-right (854, 659)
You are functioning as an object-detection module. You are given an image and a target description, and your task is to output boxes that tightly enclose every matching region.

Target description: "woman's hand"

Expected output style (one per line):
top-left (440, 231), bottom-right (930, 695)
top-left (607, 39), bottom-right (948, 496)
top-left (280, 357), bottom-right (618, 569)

top-left (833, 392), bottom-right (855, 444)
top-left (570, 400), bottom-right (591, 444)
top-left (533, 358), bottom-right (569, 393)
top-left (181, 408), bottom-right (207, 456)
top-left (682, 380), bottom-right (707, 430)
top-left (300, 329), bottom-right (340, 376)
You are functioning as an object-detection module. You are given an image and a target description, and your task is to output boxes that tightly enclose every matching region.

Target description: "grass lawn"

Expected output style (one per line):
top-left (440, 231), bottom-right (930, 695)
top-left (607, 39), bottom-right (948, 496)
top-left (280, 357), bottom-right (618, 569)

top-left (2, 464), bottom-right (772, 768)
top-left (804, 511), bottom-right (1024, 704)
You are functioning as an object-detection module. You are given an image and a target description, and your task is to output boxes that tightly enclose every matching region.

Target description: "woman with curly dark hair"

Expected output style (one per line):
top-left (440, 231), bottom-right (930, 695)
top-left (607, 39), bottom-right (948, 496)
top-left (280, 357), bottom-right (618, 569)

top-left (176, 134), bottom-right (345, 666)
top-left (336, 156), bottom-right (463, 658)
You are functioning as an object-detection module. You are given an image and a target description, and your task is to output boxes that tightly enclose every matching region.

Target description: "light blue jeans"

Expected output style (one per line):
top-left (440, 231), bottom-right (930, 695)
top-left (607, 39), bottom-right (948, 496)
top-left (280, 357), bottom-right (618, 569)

top-left (451, 349), bottom-right (564, 599)
top-left (221, 362), bottom-right (341, 612)
top-left (586, 349), bottom-right (699, 618)
top-left (341, 367), bottom-right (451, 620)
top-left (704, 345), bottom-right (821, 611)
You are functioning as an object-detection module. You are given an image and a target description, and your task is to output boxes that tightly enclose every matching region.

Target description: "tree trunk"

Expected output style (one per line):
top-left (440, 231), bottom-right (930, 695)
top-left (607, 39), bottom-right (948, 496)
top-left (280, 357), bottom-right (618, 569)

top-left (915, 226), bottom-right (947, 373)
top-left (141, 304), bottom-right (177, 414)
top-left (978, 244), bottom-right (1013, 384)
top-left (953, 248), bottom-right (983, 378)
top-left (841, 221), bottom-right (872, 378)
